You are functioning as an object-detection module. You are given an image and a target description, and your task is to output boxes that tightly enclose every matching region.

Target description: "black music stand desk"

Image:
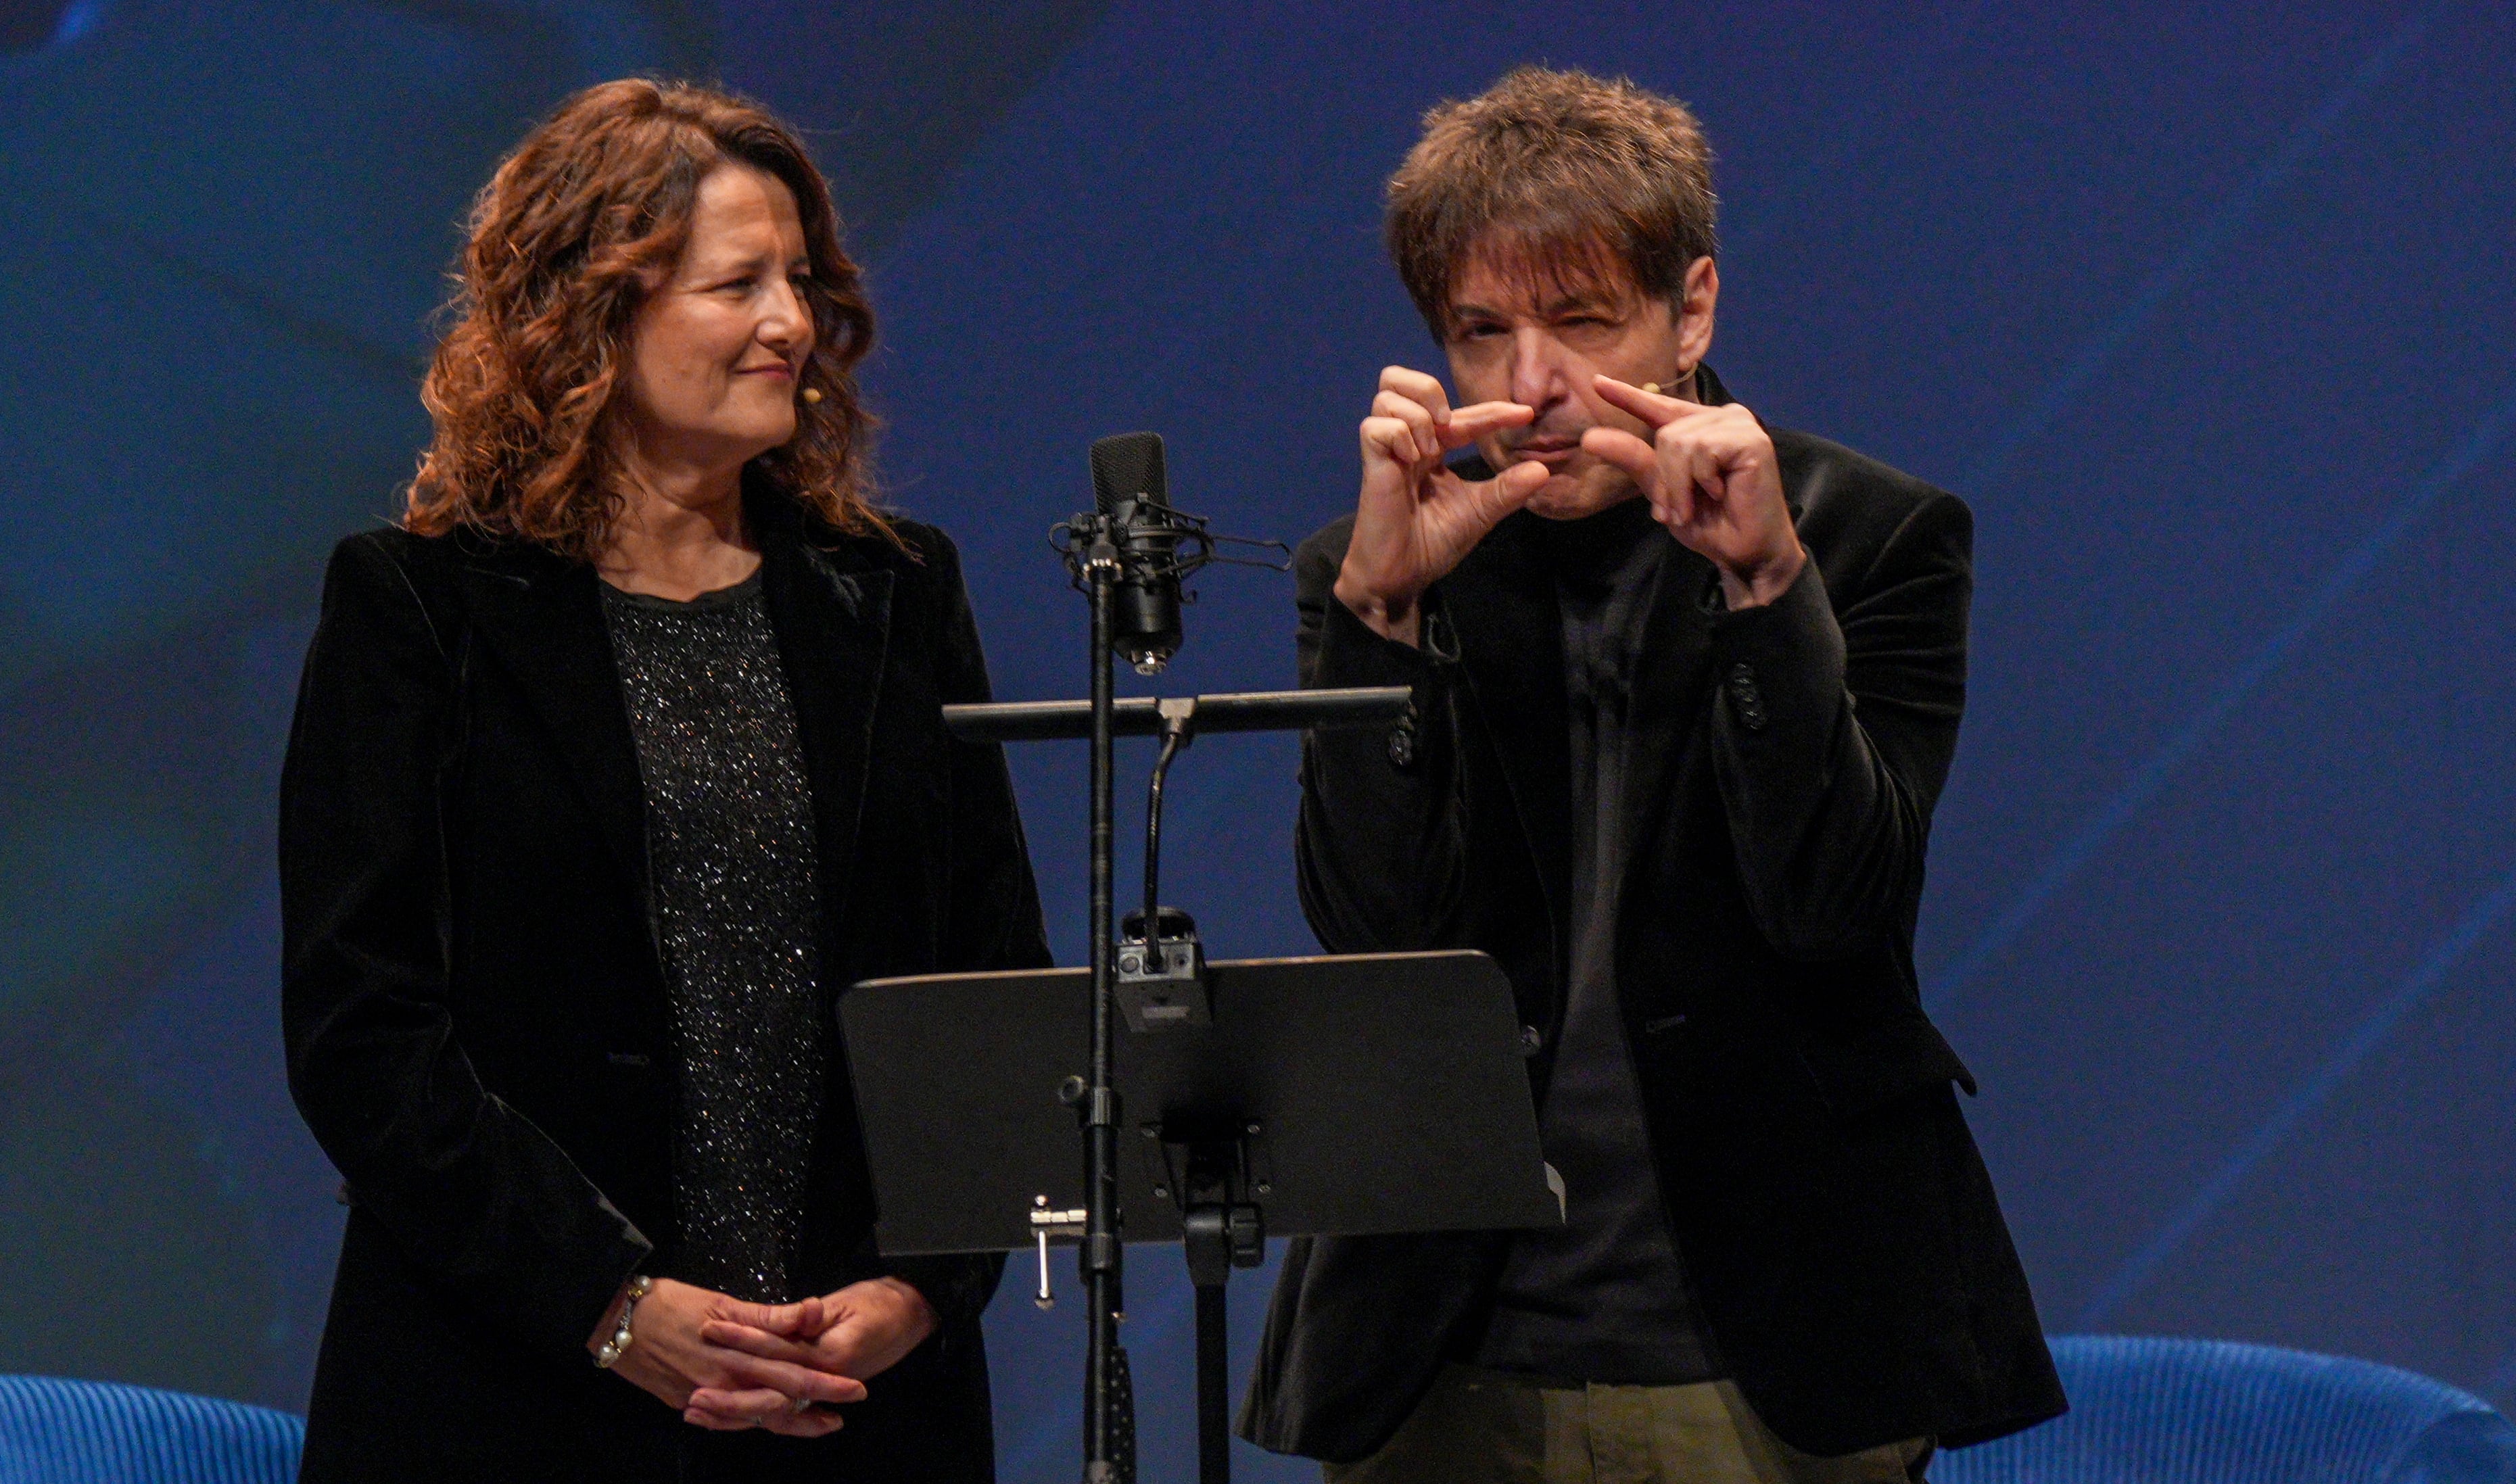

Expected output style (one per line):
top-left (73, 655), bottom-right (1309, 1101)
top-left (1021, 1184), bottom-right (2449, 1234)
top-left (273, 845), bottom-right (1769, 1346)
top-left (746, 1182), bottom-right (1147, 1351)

top-left (840, 949), bottom-right (1561, 1477)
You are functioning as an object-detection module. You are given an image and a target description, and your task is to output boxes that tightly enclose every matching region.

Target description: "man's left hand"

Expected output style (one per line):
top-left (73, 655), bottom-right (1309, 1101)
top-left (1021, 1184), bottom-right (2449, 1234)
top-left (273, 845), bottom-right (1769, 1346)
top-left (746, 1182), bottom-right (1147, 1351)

top-left (1584, 375), bottom-right (1805, 608)
top-left (682, 1276), bottom-right (938, 1431)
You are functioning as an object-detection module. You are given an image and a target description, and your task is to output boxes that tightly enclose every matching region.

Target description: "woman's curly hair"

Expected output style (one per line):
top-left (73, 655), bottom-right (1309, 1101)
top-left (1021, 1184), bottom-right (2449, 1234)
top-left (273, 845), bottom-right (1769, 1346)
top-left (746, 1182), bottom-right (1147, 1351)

top-left (406, 78), bottom-right (889, 558)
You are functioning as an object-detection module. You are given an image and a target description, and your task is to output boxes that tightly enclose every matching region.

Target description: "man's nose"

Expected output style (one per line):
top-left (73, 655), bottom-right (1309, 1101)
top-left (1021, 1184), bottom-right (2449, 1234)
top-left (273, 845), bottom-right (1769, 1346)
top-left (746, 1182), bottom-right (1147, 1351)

top-left (1507, 328), bottom-right (1568, 409)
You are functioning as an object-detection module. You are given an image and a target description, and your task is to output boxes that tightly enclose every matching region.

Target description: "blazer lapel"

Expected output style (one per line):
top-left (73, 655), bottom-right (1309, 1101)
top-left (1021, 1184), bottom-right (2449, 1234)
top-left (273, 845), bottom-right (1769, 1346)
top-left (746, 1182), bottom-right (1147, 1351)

top-left (1442, 512), bottom-right (1574, 947)
top-left (1623, 539), bottom-right (1723, 854)
top-left (753, 498), bottom-right (893, 981)
top-left (452, 544), bottom-right (655, 921)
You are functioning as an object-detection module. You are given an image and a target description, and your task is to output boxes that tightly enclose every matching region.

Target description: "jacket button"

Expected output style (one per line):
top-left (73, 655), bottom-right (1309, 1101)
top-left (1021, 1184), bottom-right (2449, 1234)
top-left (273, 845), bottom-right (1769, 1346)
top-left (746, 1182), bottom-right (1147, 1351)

top-left (1519, 1025), bottom-right (1543, 1057)
top-left (1726, 663), bottom-right (1768, 732)
top-left (1387, 699), bottom-right (1420, 769)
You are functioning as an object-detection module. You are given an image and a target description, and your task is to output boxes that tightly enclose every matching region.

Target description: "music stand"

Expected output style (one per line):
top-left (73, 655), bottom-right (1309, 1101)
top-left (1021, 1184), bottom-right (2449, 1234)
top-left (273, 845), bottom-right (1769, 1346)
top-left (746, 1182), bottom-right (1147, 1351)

top-left (841, 949), bottom-right (1560, 1478)
top-left (917, 443), bottom-right (1543, 1481)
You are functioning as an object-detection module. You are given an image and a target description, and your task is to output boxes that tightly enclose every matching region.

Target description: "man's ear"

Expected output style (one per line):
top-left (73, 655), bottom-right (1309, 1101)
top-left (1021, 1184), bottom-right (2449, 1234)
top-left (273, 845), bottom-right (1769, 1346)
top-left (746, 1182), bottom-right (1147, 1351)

top-left (1677, 255), bottom-right (1718, 368)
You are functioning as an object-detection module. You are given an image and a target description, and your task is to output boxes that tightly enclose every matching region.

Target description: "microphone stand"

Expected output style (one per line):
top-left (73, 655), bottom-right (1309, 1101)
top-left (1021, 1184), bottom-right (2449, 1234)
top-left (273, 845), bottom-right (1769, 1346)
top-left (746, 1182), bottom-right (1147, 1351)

top-left (996, 485), bottom-right (1398, 1484)
top-left (1078, 514), bottom-right (1129, 1484)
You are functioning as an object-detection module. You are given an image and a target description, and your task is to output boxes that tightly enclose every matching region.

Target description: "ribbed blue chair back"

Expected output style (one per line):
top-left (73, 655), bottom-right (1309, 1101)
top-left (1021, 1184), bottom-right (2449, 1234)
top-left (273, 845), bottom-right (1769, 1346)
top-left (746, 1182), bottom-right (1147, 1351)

top-left (0, 1377), bottom-right (303, 1484)
top-left (1933, 1337), bottom-right (2516, 1484)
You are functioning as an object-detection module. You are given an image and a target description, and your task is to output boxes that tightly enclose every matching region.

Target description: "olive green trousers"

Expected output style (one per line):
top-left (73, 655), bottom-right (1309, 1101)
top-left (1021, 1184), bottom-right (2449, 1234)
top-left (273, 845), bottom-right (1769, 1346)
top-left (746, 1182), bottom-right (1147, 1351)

top-left (1321, 1366), bottom-right (1931, 1484)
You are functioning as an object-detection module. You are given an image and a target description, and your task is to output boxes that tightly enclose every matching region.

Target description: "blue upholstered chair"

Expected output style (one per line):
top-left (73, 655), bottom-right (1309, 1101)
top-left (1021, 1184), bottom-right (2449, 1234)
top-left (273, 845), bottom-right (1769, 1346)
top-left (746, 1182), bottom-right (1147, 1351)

top-left (0, 1376), bottom-right (303, 1484)
top-left (1932, 1337), bottom-right (2516, 1484)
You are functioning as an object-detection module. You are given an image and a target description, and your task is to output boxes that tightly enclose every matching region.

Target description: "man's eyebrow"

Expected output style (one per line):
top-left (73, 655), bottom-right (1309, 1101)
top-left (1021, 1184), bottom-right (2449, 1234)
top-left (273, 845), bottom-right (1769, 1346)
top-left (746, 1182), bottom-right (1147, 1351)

top-left (1444, 287), bottom-right (1626, 323)
top-left (1540, 287), bottom-right (1623, 315)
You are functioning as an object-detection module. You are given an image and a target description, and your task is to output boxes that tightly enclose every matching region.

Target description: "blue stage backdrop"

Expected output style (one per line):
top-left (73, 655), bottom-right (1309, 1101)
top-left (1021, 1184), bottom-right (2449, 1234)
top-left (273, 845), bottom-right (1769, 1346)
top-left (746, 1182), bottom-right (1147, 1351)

top-left (1, 3), bottom-right (2509, 1478)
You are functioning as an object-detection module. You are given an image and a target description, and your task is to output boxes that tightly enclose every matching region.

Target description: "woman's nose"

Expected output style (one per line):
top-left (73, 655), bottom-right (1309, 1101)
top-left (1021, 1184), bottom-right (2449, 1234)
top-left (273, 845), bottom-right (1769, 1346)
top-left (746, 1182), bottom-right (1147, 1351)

top-left (760, 279), bottom-right (810, 350)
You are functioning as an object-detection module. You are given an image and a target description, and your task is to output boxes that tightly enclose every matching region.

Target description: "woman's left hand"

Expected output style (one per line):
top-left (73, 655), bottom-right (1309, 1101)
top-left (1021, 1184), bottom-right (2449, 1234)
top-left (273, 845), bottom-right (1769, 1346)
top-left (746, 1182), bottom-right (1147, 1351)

top-left (683, 1276), bottom-right (937, 1431)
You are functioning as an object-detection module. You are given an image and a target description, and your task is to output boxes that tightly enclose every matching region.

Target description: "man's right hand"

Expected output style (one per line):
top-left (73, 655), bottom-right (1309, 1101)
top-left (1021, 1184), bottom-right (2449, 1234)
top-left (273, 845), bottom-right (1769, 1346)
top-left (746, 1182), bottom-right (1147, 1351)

top-left (1333, 366), bottom-right (1550, 647)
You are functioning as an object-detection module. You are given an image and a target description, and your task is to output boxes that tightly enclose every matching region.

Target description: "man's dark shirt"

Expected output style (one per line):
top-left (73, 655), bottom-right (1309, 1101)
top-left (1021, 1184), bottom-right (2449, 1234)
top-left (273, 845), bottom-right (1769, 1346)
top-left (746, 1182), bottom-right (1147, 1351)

top-left (1473, 496), bottom-right (1719, 1386)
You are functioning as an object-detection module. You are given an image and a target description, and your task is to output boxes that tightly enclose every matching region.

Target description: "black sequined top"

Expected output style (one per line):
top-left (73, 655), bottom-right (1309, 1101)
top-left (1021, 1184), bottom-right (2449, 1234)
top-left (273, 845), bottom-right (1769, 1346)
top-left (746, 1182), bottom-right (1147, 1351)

top-left (601, 571), bottom-right (823, 1303)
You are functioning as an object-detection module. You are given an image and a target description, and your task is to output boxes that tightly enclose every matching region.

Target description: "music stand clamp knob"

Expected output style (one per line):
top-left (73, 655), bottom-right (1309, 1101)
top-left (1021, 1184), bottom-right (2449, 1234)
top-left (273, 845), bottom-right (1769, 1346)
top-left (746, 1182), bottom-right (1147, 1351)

top-left (1181, 1202), bottom-right (1267, 1287)
top-left (1029, 1195), bottom-right (1088, 1309)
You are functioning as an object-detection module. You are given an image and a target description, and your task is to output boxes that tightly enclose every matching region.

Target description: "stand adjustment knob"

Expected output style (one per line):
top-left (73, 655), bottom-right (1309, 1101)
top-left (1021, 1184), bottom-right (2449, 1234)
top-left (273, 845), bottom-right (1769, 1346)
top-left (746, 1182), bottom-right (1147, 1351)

top-left (1029, 1195), bottom-right (1089, 1308)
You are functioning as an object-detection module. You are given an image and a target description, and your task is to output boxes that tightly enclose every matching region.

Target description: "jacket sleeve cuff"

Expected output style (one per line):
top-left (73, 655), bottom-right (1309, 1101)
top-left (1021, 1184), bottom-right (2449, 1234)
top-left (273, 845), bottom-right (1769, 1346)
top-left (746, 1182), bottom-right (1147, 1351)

top-left (882, 1252), bottom-right (1002, 1332)
top-left (1709, 555), bottom-right (1847, 750)
top-left (1313, 588), bottom-right (1447, 686)
top-left (537, 1207), bottom-right (655, 1362)
top-left (1310, 591), bottom-right (1456, 780)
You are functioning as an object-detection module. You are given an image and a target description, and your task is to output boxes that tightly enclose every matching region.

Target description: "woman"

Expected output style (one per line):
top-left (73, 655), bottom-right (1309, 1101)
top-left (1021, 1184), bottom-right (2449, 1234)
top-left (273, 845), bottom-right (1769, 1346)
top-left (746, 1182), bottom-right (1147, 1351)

top-left (280, 79), bottom-right (1047, 1482)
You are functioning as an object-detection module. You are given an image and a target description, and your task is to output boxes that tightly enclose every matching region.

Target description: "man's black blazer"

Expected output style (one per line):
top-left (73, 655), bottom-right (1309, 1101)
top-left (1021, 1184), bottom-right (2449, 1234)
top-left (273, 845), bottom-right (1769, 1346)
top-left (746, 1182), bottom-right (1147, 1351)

top-left (1238, 378), bottom-right (2065, 1462)
top-left (279, 486), bottom-right (1049, 1483)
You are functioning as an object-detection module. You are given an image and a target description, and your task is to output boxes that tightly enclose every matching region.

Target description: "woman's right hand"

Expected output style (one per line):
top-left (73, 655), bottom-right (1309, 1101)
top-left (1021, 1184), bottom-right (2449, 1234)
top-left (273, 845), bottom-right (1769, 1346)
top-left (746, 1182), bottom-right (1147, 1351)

top-left (590, 1278), bottom-right (862, 1438)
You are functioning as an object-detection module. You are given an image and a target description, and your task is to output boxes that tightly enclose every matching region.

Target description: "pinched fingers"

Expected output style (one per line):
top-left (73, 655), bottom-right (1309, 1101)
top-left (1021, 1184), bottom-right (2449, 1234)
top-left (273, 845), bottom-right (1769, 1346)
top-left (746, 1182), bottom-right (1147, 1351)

top-left (1364, 401), bottom-right (1532, 473)
top-left (1443, 400), bottom-right (1537, 446)
top-left (1371, 373), bottom-right (1534, 454)
top-left (1436, 458), bottom-right (1554, 542)
top-left (1598, 373), bottom-right (1774, 500)
top-left (1664, 427), bottom-right (1729, 508)
top-left (1634, 396), bottom-right (1770, 475)
top-left (1580, 427), bottom-right (1667, 503)
top-left (1372, 389), bottom-right (1442, 460)
top-left (1592, 373), bottom-right (1690, 427)
top-left (1477, 458), bottom-right (1554, 517)
top-left (1360, 414), bottom-right (1429, 475)
top-left (1377, 364), bottom-right (1453, 423)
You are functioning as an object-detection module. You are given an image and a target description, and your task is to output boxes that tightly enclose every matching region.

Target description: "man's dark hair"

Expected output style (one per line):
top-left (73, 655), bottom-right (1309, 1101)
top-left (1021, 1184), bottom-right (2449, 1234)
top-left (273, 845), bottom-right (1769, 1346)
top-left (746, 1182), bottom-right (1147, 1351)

top-left (1385, 66), bottom-right (1718, 337)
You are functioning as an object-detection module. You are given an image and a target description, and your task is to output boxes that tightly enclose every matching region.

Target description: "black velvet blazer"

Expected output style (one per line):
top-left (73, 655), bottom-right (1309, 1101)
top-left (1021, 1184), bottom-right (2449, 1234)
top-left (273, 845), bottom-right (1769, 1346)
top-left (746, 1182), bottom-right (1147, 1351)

top-left (1240, 370), bottom-right (2066, 1462)
top-left (279, 487), bottom-right (1049, 1483)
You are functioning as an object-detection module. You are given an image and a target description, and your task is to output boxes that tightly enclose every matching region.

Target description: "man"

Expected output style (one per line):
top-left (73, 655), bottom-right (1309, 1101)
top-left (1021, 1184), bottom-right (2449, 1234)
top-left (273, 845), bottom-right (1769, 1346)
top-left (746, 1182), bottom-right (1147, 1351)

top-left (1239, 68), bottom-right (2065, 1483)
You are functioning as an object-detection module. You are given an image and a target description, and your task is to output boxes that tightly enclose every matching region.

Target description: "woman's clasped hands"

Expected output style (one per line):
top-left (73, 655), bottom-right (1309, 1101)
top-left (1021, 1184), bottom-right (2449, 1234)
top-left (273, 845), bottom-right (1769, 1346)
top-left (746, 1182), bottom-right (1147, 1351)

top-left (596, 1276), bottom-right (937, 1438)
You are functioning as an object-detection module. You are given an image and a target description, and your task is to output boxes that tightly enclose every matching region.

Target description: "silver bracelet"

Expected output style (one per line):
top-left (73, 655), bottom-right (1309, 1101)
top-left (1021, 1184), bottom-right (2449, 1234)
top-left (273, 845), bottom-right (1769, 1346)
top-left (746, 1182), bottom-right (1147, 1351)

top-left (593, 1274), bottom-right (652, 1369)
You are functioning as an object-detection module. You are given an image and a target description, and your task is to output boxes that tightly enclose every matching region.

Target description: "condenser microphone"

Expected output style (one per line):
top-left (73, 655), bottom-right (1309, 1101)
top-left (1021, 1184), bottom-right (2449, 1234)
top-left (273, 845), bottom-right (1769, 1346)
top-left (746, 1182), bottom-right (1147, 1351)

top-left (1089, 431), bottom-right (1185, 674)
